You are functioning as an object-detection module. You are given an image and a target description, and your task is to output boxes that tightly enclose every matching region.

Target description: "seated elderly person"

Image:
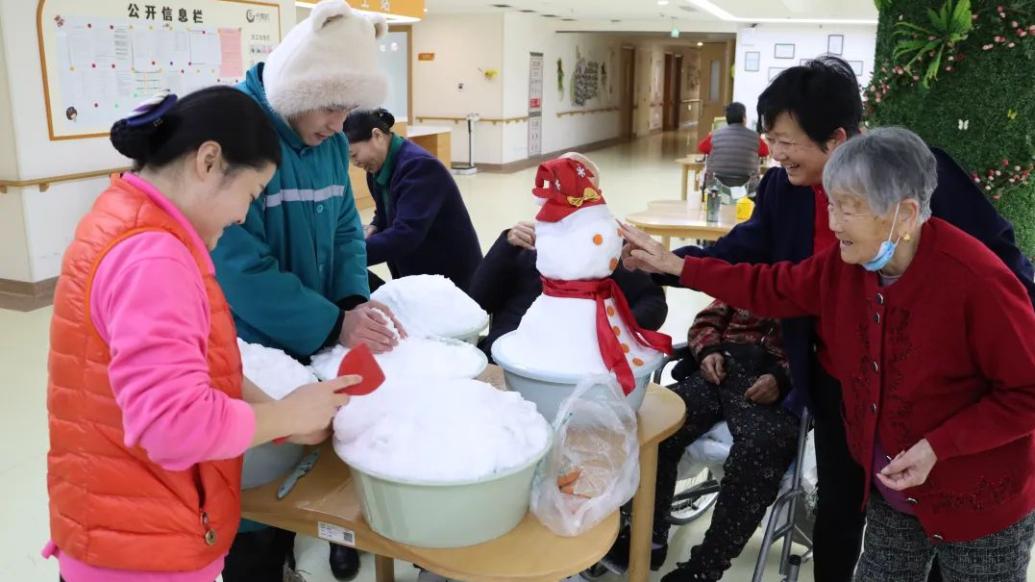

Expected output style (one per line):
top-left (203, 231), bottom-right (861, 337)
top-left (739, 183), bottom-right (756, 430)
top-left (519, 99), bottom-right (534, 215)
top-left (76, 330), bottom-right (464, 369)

top-left (697, 102), bottom-right (769, 191)
top-left (601, 300), bottom-right (800, 581)
top-left (622, 127), bottom-right (1035, 582)
top-left (469, 220), bottom-right (667, 358)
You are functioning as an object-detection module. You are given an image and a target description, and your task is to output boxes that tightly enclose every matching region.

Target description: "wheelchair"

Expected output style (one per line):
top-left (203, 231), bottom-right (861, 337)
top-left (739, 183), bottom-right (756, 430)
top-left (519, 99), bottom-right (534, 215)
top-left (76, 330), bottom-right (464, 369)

top-left (584, 345), bottom-right (814, 582)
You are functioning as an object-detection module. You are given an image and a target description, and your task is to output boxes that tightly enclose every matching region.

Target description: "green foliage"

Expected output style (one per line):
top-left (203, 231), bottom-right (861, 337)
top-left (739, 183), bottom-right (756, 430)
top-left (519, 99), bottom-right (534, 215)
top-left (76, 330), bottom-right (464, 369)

top-left (871, 0), bottom-right (1035, 256)
top-left (892, 0), bottom-right (972, 86)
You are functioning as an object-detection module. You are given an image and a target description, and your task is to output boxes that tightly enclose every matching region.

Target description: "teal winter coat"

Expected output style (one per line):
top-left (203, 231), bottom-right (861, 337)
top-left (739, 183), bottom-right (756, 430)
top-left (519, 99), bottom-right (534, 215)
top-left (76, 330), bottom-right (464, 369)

top-left (212, 63), bottom-right (369, 358)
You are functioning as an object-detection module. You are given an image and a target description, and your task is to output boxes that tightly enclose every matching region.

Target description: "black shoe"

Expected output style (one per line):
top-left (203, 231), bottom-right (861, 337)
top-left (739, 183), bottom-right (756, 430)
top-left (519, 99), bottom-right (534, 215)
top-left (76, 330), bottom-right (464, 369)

top-left (599, 527), bottom-right (668, 573)
top-left (329, 544), bottom-right (361, 581)
top-left (660, 562), bottom-right (718, 582)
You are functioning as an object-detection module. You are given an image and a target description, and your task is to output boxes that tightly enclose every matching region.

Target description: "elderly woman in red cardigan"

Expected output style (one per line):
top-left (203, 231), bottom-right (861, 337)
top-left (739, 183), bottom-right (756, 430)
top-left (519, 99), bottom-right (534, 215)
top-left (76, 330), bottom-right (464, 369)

top-left (622, 126), bottom-right (1035, 582)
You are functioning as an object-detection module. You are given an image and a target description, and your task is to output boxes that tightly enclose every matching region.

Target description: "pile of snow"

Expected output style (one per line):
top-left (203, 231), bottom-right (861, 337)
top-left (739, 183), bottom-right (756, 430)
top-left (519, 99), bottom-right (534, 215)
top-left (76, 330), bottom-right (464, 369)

top-left (310, 321), bottom-right (487, 382)
top-left (237, 338), bottom-right (317, 400)
top-left (371, 275), bottom-right (488, 339)
top-left (333, 376), bottom-right (551, 482)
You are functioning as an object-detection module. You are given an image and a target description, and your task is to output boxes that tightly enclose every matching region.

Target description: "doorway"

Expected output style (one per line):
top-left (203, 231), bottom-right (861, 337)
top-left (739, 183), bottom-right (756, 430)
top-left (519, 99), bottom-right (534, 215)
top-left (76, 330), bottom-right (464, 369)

top-left (620, 47), bottom-right (636, 139)
top-left (662, 53), bottom-right (684, 131)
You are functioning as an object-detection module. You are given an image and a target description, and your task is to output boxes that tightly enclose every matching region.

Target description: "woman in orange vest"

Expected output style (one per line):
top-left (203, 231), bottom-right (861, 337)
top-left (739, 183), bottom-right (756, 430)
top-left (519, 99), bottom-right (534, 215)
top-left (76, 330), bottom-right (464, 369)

top-left (43, 86), bottom-right (359, 582)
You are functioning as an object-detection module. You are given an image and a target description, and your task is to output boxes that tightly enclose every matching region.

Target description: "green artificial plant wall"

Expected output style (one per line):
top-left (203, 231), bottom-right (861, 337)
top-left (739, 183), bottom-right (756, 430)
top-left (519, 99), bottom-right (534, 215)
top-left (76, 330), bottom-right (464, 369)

top-left (868, 0), bottom-right (1035, 255)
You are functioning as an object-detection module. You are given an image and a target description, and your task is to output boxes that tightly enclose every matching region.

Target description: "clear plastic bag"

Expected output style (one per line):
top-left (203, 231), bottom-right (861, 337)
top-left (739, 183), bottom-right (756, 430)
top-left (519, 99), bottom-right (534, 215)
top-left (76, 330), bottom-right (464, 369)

top-left (530, 374), bottom-right (640, 537)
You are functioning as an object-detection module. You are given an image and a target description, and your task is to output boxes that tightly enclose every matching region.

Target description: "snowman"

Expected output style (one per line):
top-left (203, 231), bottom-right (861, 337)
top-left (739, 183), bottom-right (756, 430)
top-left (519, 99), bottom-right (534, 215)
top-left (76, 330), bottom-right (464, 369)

top-left (493, 153), bottom-right (671, 395)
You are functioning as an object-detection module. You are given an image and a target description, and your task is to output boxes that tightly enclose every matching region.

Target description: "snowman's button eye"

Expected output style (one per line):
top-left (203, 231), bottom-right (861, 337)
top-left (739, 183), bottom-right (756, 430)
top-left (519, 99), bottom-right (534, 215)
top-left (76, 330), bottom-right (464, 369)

top-left (592, 234), bottom-right (604, 245)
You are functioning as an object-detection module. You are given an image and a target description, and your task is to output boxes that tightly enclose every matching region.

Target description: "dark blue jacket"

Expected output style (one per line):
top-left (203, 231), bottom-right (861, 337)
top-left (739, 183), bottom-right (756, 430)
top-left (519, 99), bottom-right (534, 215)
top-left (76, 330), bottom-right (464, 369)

top-left (672, 147), bottom-right (1035, 416)
top-left (366, 138), bottom-right (482, 292)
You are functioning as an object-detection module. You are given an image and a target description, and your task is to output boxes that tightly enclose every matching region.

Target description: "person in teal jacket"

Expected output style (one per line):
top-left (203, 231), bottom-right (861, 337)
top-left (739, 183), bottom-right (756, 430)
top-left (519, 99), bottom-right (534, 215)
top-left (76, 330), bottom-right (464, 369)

top-left (212, 2), bottom-right (398, 581)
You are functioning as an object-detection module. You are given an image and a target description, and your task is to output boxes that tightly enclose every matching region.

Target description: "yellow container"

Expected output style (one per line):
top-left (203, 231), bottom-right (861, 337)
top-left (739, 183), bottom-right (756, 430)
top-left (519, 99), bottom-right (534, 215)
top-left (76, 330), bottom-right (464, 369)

top-left (736, 196), bottom-right (755, 222)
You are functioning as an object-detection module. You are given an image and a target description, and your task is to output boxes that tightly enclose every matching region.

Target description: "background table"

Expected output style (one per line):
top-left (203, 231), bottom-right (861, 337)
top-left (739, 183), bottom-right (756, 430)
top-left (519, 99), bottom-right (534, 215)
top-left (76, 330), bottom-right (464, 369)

top-left (626, 200), bottom-right (738, 250)
top-left (675, 156), bottom-right (707, 202)
top-left (241, 366), bottom-right (685, 582)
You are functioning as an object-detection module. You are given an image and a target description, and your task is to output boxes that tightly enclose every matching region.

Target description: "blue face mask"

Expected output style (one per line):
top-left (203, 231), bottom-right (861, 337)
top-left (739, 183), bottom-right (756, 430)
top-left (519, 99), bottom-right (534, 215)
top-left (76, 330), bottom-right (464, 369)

top-left (862, 204), bottom-right (902, 272)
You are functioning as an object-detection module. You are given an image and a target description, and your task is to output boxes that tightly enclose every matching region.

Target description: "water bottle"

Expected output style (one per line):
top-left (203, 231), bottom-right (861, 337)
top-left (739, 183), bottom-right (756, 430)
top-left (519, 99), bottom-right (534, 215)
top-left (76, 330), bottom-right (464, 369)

top-left (706, 187), bottom-right (720, 224)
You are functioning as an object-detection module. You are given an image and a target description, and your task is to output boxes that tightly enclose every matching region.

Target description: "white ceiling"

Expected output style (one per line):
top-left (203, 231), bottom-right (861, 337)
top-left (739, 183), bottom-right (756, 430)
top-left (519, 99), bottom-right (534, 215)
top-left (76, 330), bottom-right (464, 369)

top-left (425, 0), bottom-right (878, 31)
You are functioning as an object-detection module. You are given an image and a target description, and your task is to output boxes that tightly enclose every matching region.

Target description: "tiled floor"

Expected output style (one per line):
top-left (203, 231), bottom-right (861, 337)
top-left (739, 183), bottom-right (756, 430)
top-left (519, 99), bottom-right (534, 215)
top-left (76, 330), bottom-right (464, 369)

top-left (4, 129), bottom-right (796, 581)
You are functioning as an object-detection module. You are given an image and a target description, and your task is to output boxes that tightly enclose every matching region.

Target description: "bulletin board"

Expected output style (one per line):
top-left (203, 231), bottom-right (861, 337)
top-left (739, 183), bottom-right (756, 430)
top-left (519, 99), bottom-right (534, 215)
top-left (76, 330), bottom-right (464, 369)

top-left (36, 0), bottom-right (282, 141)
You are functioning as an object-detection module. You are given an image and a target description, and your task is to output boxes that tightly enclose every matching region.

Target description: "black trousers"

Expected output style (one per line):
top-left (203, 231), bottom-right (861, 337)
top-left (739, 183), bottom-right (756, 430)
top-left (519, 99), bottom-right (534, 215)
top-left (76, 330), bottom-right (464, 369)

top-left (221, 526), bottom-right (297, 582)
top-left (810, 364), bottom-right (943, 582)
top-left (655, 353), bottom-right (799, 580)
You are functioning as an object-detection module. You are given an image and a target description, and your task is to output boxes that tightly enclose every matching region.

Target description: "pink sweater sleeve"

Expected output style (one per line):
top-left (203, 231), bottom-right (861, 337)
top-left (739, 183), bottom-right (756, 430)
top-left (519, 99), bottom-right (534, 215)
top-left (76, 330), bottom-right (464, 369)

top-left (91, 232), bottom-right (256, 471)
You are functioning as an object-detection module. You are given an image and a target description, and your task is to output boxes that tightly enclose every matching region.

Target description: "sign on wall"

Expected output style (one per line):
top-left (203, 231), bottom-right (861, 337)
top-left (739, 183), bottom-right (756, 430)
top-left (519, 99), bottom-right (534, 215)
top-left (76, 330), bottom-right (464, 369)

top-left (528, 52), bottom-right (543, 157)
top-left (37, 0), bottom-right (282, 140)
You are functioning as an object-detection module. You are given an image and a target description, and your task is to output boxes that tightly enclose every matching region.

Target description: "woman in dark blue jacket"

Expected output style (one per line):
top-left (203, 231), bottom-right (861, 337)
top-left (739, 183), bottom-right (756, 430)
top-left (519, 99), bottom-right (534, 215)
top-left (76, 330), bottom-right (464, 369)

top-left (345, 109), bottom-right (482, 292)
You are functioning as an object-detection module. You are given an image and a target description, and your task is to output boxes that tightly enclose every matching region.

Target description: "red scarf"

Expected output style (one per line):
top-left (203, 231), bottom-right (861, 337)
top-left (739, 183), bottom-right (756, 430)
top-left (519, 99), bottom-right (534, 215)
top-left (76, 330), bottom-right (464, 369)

top-left (541, 277), bottom-right (673, 394)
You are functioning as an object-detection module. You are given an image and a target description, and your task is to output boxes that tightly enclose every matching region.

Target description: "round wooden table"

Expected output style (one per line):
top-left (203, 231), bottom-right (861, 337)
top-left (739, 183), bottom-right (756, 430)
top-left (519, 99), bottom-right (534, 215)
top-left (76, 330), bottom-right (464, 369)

top-left (626, 199), bottom-right (739, 250)
top-left (241, 366), bottom-right (686, 582)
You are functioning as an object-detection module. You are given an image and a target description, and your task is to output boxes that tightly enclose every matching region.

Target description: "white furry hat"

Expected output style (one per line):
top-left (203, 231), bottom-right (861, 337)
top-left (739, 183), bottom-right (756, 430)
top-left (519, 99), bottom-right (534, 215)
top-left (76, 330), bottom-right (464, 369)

top-left (264, 0), bottom-right (388, 119)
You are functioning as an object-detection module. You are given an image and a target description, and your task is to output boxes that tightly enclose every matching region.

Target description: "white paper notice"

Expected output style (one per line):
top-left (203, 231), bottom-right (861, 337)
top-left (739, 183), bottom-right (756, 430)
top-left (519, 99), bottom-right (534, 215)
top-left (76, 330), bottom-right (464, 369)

top-left (189, 29), bottom-right (220, 65)
top-left (132, 30), bottom-right (160, 72)
top-left (158, 29), bottom-right (190, 69)
top-left (66, 27), bottom-right (94, 69)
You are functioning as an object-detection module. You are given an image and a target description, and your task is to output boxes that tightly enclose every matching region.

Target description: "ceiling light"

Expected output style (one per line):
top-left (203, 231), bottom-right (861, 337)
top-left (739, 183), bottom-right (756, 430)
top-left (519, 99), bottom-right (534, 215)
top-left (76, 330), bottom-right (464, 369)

top-left (683, 0), bottom-right (877, 25)
top-left (658, 0), bottom-right (670, 5)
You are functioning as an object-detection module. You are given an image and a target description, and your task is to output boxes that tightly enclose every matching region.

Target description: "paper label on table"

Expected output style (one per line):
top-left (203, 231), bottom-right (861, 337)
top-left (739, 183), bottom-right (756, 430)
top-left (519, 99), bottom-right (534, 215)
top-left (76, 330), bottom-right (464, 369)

top-left (317, 522), bottom-right (356, 547)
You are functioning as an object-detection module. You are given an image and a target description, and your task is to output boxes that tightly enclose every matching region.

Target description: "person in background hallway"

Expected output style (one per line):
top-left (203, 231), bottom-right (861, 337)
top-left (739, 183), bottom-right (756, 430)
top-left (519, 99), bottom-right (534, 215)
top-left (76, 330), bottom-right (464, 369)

top-left (345, 108), bottom-right (483, 293)
top-left (470, 220), bottom-right (667, 358)
top-left (44, 86), bottom-right (356, 582)
top-left (697, 101), bottom-right (770, 189)
top-left (211, 2), bottom-right (401, 580)
top-left (636, 56), bottom-right (1035, 582)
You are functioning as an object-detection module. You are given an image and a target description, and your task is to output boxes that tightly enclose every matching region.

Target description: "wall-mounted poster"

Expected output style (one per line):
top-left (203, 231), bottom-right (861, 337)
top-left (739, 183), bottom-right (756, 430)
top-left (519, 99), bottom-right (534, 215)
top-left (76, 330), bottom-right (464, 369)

top-left (744, 51), bottom-right (760, 72)
top-left (774, 43), bottom-right (795, 59)
top-left (38, 0), bottom-right (281, 140)
top-left (848, 60), bottom-right (864, 76)
top-left (827, 34), bottom-right (844, 56)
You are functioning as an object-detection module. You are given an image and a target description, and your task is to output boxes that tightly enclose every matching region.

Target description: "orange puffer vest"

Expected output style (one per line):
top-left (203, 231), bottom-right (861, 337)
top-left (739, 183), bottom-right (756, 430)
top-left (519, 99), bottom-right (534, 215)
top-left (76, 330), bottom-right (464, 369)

top-left (47, 176), bottom-right (244, 571)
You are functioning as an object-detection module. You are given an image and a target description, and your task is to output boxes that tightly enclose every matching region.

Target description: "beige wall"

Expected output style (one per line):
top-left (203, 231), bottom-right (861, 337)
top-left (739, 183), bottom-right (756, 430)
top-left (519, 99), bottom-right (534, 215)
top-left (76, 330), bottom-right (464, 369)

top-left (411, 13), bottom-right (505, 165)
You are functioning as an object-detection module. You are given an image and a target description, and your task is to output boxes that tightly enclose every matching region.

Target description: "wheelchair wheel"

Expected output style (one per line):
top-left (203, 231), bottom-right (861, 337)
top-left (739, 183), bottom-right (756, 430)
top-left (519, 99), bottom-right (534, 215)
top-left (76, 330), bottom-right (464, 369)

top-left (669, 468), bottom-right (720, 526)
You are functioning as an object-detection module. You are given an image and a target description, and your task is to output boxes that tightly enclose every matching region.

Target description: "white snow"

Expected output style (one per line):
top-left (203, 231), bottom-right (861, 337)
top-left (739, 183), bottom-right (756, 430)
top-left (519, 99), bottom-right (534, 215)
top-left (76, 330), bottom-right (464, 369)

top-left (333, 376), bottom-right (551, 482)
top-left (371, 275), bottom-right (488, 339)
top-left (309, 335), bottom-right (487, 382)
top-left (494, 200), bottom-right (664, 377)
top-left (535, 205), bottom-right (623, 281)
top-left (237, 338), bottom-right (318, 400)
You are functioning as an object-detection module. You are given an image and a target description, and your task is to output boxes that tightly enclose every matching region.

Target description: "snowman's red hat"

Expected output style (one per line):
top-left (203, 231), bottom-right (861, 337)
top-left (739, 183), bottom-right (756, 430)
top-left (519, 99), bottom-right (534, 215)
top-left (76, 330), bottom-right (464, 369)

top-left (531, 153), bottom-right (605, 222)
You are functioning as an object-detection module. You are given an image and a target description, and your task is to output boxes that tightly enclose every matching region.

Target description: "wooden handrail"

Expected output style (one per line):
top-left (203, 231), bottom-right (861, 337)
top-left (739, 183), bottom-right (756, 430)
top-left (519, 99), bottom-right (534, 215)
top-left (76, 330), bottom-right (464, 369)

top-left (415, 115), bottom-right (529, 126)
top-left (0, 167), bottom-right (129, 194)
top-left (556, 106), bottom-right (620, 118)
